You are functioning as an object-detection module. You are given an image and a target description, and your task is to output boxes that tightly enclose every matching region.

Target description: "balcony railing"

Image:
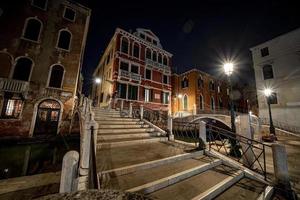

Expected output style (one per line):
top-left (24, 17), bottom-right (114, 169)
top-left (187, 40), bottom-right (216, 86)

top-left (0, 78), bottom-right (29, 93)
top-left (145, 59), bottom-right (170, 73)
top-left (119, 69), bottom-right (141, 81)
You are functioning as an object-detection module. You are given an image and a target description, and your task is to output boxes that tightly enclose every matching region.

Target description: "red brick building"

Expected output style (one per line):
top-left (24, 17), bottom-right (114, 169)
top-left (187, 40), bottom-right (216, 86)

top-left (0, 0), bottom-right (90, 138)
top-left (92, 28), bottom-right (172, 111)
top-left (171, 69), bottom-right (230, 117)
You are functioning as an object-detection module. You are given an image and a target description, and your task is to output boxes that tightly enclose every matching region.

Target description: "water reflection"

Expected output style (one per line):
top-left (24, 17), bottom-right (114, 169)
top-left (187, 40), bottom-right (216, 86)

top-left (0, 139), bottom-right (79, 179)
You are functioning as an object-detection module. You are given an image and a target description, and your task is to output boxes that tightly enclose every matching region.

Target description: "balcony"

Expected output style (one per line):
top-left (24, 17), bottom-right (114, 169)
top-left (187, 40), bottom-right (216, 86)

top-left (0, 78), bottom-right (29, 94)
top-left (145, 59), bottom-right (170, 73)
top-left (119, 69), bottom-right (141, 82)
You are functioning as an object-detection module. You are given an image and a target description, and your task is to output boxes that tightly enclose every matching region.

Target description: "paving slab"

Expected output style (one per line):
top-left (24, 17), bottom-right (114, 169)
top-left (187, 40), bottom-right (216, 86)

top-left (101, 156), bottom-right (211, 190)
top-left (148, 165), bottom-right (238, 200)
top-left (96, 142), bottom-right (194, 172)
top-left (214, 177), bottom-right (266, 200)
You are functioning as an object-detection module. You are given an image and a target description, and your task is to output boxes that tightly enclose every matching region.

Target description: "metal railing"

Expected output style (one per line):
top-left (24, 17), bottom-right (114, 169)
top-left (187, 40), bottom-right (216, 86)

top-left (207, 124), bottom-right (270, 179)
top-left (145, 59), bottom-right (170, 73)
top-left (260, 117), bottom-right (300, 134)
top-left (88, 126), bottom-right (98, 189)
top-left (143, 106), bottom-right (168, 131)
top-left (119, 69), bottom-right (141, 81)
top-left (172, 121), bottom-right (203, 150)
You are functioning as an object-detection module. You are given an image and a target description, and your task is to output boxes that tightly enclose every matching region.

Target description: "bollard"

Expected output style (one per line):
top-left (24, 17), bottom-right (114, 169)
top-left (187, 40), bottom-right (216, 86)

top-left (140, 104), bottom-right (144, 120)
top-left (199, 121), bottom-right (206, 150)
top-left (167, 115), bottom-right (174, 141)
top-left (60, 151), bottom-right (79, 193)
top-left (129, 102), bottom-right (133, 117)
top-left (120, 100), bottom-right (124, 111)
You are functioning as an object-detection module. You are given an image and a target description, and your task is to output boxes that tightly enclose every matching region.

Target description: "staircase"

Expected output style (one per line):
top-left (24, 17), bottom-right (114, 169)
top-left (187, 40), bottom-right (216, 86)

top-left (93, 107), bottom-right (273, 200)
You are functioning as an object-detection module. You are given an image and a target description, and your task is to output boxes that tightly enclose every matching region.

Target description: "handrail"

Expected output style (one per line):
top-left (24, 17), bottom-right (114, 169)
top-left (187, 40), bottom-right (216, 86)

top-left (88, 126), bottom-right (99, 189)
top-left (259, 117), bottom-right (300, 134)
top-left (142, 106), bottom-right (168, 131)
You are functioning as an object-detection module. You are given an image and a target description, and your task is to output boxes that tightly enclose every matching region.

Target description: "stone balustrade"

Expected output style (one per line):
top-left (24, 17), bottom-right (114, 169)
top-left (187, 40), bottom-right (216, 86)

top-left (0, 78), bottom-right (29, 93)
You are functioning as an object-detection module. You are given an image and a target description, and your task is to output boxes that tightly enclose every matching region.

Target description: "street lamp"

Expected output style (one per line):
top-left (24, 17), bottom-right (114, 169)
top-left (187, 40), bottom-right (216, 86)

top-left (223, 62), bottom-right (235, 132)
top-left (95, 77), bottom-right (101, 84)
top-left (264, 88), bottom-right (276, 135)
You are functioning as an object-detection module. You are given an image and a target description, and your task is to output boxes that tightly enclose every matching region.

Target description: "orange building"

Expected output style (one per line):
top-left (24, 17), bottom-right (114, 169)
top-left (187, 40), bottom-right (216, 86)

top-left (171, 69), bottom-right (230, 117)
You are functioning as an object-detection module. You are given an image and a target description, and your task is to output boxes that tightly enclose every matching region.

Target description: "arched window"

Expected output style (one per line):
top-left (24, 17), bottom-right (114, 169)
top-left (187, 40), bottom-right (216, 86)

top-left (12, 57), bottom-right (33, 81)
top-left (152, 51), bottom-right (157, 62)
top-left (262, 64), bottom-right (274, 80)
top-left (146, 48), bottom-right (152, 59)
top-left (120, 37), bottom-right (129, 54)
top-left (57, 29), bottom-right (71, 50)
top-left (219, 98), bottom-right (223, 108)
top-left (22, 18), bottom-right (42, 41)
top-left (209, 80), bottom-right (215, 90)
top-left (197, 76), bottom-right (204, 88)
top-left (163, 56), bottom-right (168, 66)
top-left (181, 77), bottom-right (189, 88)
top-left (158, 53), bottom-right (162, 63)
top-left (199, 94), bottom-right (204, 110)
top-left (132, 42), bottom-right (140, 58)
top-left (48, 65), bottom-right (64, 88)
top-left (183, 95), bottom-right (188, 110)
top-left (0, 52), bottom-right (13, 78)
top-left (31, 0), bottom-right (48, 10)
top-left (210, 96), bottom-right (215, 110)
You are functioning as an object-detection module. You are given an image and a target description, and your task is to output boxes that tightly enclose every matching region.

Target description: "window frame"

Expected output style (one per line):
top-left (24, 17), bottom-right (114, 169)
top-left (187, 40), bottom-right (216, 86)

top-left (145, 68), bottom-right (152, 80)
top-left (120, 36), bottom-right (129, 54)
top-left (132, 42), bottom-right (140, 59)
top-left (163, 74), bottom-right (169, 84)
top-left (262, 64), bottom-right (274, 80)
top-left (0, 97), bottom-right (24, 119)
top-left (21, 17), bottom-right (43, 43)
top-left (47, 64), bottom-right (65, 89)
top-left (260, 47), bottom-right (269, 57)
top-left (63, 6), bottom-right (76, 22)
top-left (56, 28), bottom-right (72, 52)
top-left (10, 56), bottom-right (34, 82)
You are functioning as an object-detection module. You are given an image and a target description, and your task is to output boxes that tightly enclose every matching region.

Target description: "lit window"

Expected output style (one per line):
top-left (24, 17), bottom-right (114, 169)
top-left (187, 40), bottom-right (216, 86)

top-left (23, 18), bottom-right (42, 42)
top-left (145, 89), bottom-right (151, 102)
top-left (63, 7), bottom-right (76, 21)
top-left (1, 98), bottom-right (23, 119)
top-left (57, 29), bottom-right (71, 51)
top-left (162, 92), bottom-right (169, 104)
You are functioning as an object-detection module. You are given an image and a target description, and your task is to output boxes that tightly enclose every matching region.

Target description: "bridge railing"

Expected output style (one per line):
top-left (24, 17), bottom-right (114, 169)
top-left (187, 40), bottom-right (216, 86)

top-left (207, 123), bottom-right (271, 180)
top-left (259, 117), bottom-right (300, 134)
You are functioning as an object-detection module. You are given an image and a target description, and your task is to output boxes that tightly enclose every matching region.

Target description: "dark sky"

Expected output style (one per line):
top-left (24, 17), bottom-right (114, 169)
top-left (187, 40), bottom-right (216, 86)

top-left (78, 0), bottom-right (300, 93)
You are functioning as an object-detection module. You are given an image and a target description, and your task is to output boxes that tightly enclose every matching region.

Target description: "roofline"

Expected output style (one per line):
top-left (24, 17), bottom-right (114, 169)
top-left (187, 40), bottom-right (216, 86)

top-left (173, 68), bottom-right (227, 82)
top-left (249, 27), bottom-right (300, 51)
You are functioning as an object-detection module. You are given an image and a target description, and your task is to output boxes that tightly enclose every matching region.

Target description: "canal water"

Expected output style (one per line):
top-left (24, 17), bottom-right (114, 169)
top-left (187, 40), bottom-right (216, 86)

top-left (0, 137), bottom-right (79, 180)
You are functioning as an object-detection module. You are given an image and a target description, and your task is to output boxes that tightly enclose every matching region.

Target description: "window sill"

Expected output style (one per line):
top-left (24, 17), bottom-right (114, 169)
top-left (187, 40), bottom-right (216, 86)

top-left (63, 17), bottom-right (75, 22)
top-left (20, 37), bottom-right (41, 44)
top-left (56, 47), bottom-right (71, 53)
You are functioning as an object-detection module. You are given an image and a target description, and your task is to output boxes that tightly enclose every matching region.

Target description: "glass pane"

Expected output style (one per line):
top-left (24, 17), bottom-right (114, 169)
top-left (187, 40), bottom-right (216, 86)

top-left (39, 100), bottom-right (60, 109)
top-left (51, 111), bottom-right (59, 121)
top-left (39, 110), bottom-right (47, 122)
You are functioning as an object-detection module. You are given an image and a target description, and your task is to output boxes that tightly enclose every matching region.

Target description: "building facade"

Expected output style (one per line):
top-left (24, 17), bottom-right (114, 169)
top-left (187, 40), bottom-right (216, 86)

top-left (0, 0), bottom-right (90, 138)
top-left (250, 28), bottom-right (300, 127)
top-left (171, 69), bottom-right (230, 117)
top-left (92, 28), bottom-right (172, 111)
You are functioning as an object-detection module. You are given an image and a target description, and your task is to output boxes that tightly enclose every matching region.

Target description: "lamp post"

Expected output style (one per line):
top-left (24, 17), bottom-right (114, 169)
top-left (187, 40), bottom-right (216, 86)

top-left (264, 88), bottom-right (276, 135)
top-left (94, 77), bottom-right (101, 106)
top-left (224, 62), bottom-right (241, 157)
top-left (177, 94), bottom-right (182, 118)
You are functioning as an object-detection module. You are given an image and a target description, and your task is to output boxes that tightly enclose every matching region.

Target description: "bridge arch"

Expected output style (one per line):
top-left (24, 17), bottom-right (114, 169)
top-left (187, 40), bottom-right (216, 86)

top-left (190, 116), bottom-right (231, 130)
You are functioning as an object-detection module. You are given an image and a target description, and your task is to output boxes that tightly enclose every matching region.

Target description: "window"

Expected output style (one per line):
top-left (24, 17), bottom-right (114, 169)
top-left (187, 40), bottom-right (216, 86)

top-left (197, 77), bottom-right (204, 88)
top-left (1, 98), bottom-right (23, 119)
top-left (152, 51), bottom-right (157, 62)
top-left (146, 48), bottom-right (152, 59)
top-left (163, 75), bottom-right (169, 84)
top-left (163, 56), bottom-right (168, 66)
top-left (120, 61), bottom-right (129, 71)
top-left (209, 81), bottom-right (215, 90)
top-left (31, 0), bottom-right (47, 10)
top-left (162, 92), bottom-right (169, 104)
top-left (268, 93), bottom-right (278, 104)
top-left (146, 37), bottom-right (152, 42)
top-left (145, 88), bottom-right (152, 102)
top-left (100, 93), bottom-right (104, 103)
top-left (63, 7), bottom-right (76, 21)
top-left (211, 96), bottom-right (215, 110)
top-left (117, 83), bottom-right (127, 99)
top-left (261, 47), bottom-right (269, 57)
top-left (48, 65), bottom-right (64, 88)
top-left (12, 57), bottom-right (33, 81)
top-left (131, 64), bottom-right (139, 74)
top-left (181, 77), bottom-right (189, 88)
top-left (183, 95), bottom-right (188, 110)
top-left (22, 18), bottom-right (42, 42)
top-left (57, 29), bottom-right (71, 51)
top-left (199, 95), bottom-right (204, 110)
top-left (140, 33), bottom-right (145, 39)
top-left (121, 37), bottom-right (129, 54)
top-left (153, 40), bottom-right (158, 45)
top-left (145, 69), bottom-right (151, 80)
top-left (219, 98), bottom-right (223, 108)
top-left (128, 85), bottom-right (138, 100)
top-left (263, 65), bottom-right (274, 80)
top-left (158, 53), bottom-right (162, 63)
top-left (133, 43), bottom-right (140, 58)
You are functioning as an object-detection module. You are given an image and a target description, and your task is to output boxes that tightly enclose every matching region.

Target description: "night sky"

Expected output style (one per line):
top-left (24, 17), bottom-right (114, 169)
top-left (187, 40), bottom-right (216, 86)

top-left (78, 0), bottom-right (300, 94)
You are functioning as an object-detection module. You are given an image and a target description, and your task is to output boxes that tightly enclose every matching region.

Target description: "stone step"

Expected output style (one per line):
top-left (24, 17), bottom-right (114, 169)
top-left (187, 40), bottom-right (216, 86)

top-left (94, 114), bottom-right (122, 118)
top-left (94, 117), bottom-right (139, 122)
top-left (97, 137), bottom-right (168, 148)
top-left (148, 165), bottom-right (242, 200)
top-left (98, 124), bottom-right (149, 129)
top-left (95, 121), bottom-right (144, 125)
top-left (98, 128), bottom-right (154, 134)
top-left (213, 177), bottom-right (267, 200)
top-left (96, 142), bottom-right (195, 172)
top-left (93, 110), bottom-right (120, 114)
top-left (98, 132), bottom-right (160, 140)
top-left (101, 155), bottom-right (221, 192)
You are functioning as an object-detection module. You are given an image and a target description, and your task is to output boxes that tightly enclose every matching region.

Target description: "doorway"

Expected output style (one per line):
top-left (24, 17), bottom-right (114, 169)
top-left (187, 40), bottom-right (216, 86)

top-left (34, 99), bottom-right (61, 135)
